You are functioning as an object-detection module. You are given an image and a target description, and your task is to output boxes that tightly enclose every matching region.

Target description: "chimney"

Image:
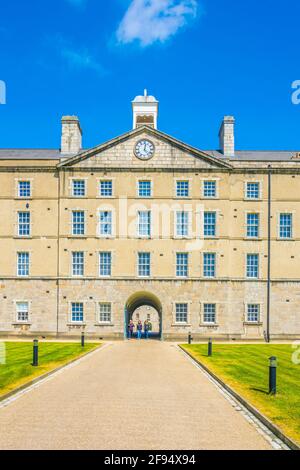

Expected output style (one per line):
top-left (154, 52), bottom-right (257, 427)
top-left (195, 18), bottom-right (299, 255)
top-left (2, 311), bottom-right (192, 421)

top-left (61, 116), bottom-right (82, 155)
top-left (219, 116), bottom-right (235, 157)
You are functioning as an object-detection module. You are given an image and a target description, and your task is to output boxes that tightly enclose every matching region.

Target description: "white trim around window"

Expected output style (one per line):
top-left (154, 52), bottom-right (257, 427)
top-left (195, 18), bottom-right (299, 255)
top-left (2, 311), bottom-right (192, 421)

top-left (199, 302), bottom-right (218, 326)
top-left (174, 177), bottom-right (192, 199)
top-left (202, 178), bottom-right (219, 199)
top-left (97, 207), bottom-right (116, 238)
top-left (14, 300), bottom-right (31, 324)
top-left (69, 177), bottom-right (88, 198)
top-left (244, 180), bottom-right (263, 200)
top-left (136, 178), bottom-right (153, 198)
top-left (97, 302), bottom-right (113, 325)
top-left (15, 178), bottom-right (33, 199)
top-left (97, 177), bottom-right (115, 198)
top-left (172, 301), bottom-right (192, 326)
top-left (244, 302), bottom-right (263, 324)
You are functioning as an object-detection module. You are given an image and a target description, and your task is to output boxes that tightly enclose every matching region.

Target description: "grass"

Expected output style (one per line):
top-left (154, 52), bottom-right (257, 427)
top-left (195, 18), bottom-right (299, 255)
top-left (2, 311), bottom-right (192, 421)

top-left (0, 342), bottom-right (100, 397)
top-left (181, 344), bottom-right (300, 445)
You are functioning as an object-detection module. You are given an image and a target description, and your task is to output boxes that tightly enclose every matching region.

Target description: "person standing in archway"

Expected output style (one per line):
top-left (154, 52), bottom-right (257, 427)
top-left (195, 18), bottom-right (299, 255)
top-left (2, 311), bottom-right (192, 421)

top-left (137, 320), bottom-right (143, 340)
top-left (128, 319), bottom-right (135, 339)
top-left (144, 320), bottom-right (150, 339)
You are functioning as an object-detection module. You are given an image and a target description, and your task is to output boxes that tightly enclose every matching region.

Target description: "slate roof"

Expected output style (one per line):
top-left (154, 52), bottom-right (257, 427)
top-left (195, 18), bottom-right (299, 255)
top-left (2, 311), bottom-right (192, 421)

top-left (0, 149), bottom-right (62, 159)
top-left (209, 150), bottom-right (297, 161)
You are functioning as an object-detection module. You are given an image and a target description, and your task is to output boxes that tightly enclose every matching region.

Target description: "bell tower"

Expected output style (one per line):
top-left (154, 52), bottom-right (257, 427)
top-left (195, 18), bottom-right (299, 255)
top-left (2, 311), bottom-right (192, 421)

top-left (132, 90), bottom-right (159, 130)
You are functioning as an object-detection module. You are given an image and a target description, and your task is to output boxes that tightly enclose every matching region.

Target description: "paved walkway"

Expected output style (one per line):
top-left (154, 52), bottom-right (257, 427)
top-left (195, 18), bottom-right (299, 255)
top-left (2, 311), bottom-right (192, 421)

top-left (0, 341), bottom-right (272, 450)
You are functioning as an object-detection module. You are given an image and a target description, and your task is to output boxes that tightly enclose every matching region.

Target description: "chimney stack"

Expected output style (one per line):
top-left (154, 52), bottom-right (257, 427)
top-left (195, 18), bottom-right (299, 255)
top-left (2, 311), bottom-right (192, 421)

top-left (219, 116), bottom-right (235, 157)
top-left (61, 116), bottom-right (82, 155)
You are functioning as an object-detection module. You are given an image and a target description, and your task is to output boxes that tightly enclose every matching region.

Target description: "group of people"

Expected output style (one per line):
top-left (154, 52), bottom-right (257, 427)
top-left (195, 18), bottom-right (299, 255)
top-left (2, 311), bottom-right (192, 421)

top-left (128, 319), bottom-right (152, 339)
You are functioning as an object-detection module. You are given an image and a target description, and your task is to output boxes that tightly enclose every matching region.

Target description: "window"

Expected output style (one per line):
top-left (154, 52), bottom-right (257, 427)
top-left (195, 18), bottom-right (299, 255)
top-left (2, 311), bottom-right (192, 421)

top-left (204, 212), bottom-right (216, 237)
top-left (72, 211), bottom-right (85, 235)
top-left (246, 182), bottom-right (260, 199)
top-left (100, 180), bottom-right (113, 197)
top-left (99, 303), bottom-right (112, 323)
top-left (72, 180), bottom-right (86, 197)
top-left (99, 252), bottom-right (112, 276)
top-left (137, 211), bottom-right (151, 238)
top-left (176, 253), bottom-right (188, 277)
top-left (175, 303), bottom-right (188, 323)
top-left (247, 304), bottom-right (260, 323)
top-left (18, 181), bottom-right (31, 198)
top-left (17, 252), bottom-right (29, 277)
top-left (176, 211), bottom-right (189, 237)
top-left (99, 211), bottom-right (112, 236)
top-left (138, 252), bottom-right (151, 277)
top-left (72, 252), bottom-right (84, 276)
top-left (18, 211), bottom-right (30, 237)
top-left (279, 213), bottom-right (292, 239)
top-left (203, 253), bottom-right (216, 278)
top-left (203, 181), bottom-right (216, 198)
top-left (138, 181), bottom-right (152, 197)
top-left (176, 181), bottom-right (189, 197)
top-left (71, 302), bottom-right (84, 323)
top-left (16, 302), bottom-right (29, 323)
top-left (203, 304), bottom-right (216, 324)
top-left (247, 254), bottom-right (259, 278)
top-left (247, 213), bottom-right (259, 238)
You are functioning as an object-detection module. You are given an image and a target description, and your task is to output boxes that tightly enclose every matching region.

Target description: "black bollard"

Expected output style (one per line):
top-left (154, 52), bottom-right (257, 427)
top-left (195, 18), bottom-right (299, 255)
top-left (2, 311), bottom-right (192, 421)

top-left (269, 356), bottom-right (277, 395)
top-left (188, 332), bottom-right (193, 344)
top-left (208, 338), bottom-right (213, 357)
top-left (81, 332), bottom-right (85, 348)
top-left (32, 339), bottom-right (39, 367)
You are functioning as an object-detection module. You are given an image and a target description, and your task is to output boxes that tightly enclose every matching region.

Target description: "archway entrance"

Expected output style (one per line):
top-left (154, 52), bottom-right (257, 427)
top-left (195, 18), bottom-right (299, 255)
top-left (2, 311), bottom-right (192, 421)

top-left (124, 291), bottom-right (162, 340)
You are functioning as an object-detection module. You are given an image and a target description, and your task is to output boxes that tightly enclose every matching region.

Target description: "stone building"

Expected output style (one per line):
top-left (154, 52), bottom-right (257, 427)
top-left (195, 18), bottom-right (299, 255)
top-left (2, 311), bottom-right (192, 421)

top-left (0, 91), bottom-right (300, 340)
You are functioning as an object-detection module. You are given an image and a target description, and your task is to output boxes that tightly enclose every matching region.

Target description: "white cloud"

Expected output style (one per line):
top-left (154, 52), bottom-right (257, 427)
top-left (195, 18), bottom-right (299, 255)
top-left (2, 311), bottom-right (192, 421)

top-left (117, 0), bottom-right (198, 47)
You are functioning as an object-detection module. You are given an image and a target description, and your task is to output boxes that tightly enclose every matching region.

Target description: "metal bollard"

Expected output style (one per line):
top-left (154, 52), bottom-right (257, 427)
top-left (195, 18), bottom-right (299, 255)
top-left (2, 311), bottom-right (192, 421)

top-left (32, 339), bottom-right (39, 367)
top-left (269, 356), bottom-right (277, 395)
top-left (208, 338), bottom-right (213, 357)
top-left (81, 332), bottom-right (85, 348)
top-left (188, 332), bottom-right (193, 344)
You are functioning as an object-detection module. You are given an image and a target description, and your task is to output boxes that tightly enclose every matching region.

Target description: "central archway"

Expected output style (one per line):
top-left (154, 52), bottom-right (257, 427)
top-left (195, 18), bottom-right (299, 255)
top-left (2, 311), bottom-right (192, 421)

top-left (124, 291), bottom-right (162, 340)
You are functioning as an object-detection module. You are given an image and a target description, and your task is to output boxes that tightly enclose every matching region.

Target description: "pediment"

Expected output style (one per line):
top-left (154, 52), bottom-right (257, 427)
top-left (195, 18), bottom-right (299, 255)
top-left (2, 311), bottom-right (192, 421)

top-left (58, 126), bottom-right (231, 170)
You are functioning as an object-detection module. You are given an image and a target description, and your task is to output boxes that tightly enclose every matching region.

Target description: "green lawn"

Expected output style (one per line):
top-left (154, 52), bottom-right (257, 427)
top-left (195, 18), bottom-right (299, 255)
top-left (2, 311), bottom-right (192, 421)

top-left (0, 342), bottom-right (100, 397)
top-left (182, 344), bottom-right (300, 445)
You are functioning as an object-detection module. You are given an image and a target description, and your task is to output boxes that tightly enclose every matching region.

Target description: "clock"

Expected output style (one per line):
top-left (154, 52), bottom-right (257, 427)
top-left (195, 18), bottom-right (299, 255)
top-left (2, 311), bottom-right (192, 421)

top-left (135, 139), bottom-right (155, 160)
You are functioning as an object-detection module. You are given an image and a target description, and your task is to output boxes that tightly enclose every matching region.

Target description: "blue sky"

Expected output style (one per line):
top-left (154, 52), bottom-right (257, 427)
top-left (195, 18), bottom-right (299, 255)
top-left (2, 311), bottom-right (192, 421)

top-left (0, 0), bottom-right (300, 151)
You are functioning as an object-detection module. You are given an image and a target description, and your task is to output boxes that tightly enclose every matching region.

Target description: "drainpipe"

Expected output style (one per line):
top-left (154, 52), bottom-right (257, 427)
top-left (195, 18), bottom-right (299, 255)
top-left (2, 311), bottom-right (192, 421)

top-left (56, 170), bottom-right (61, 336)
top-left (266, 165), bottom-right (272, 343)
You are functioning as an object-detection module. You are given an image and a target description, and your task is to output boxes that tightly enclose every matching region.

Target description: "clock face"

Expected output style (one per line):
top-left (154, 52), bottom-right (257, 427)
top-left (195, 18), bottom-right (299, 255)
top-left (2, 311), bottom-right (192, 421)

top-left (135, 139), bottom-right (155, 160)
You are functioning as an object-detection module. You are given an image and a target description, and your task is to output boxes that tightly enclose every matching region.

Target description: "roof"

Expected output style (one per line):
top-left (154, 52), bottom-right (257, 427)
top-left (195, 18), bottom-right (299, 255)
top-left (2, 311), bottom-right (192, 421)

top-left (0, 149), bottom-right (62, 160)
top-left (209, 150), bottom-right (297, 161)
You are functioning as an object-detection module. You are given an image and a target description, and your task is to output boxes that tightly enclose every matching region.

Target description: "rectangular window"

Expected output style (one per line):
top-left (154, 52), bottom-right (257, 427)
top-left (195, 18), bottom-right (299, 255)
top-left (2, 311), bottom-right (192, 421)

top-left (247, 304), bottom-right (260, 323)
top-left (71, 302), bottom-right (84, 323)
top-left (17, 252), bottom-right (29, 277)
top-left (72, 180), bottom-right (86, 197)
top-left (203, 181), bottom-right (216, 198)
top-left (247, 213), bottom-right (259, 238)
top-left (247, 254), bottom-right (259, 278)
top-left (138, 181), bottom-right (152, 197)
top-left (203, 304), bottom-right (216, 324)
top-left (204, 211), bottom-right (216, 237)
top-left (72, 252), bottom-right (84, 276)
top-left (203, 253), bottom-right (216, 278)
top-left (138, 211), bottom-right (151, 238)
top-left (16, 302), bottom-right (29, 323)
top-left (18, 181), bottom-right (31, 198)
top-left (175, 303), bottom-right (188, 323)
top-left (99, 303), bottom-right (112, 323)
top-left (176, 253), bottom-right (188, 277)
top-left (279, 213), bottom-right (292, 239)
top-left (176, 181), bottom-right (189, 197)
top-left (176, 211), bottom-right (189, 237)
top-left (72, 211), bottom-right (85, 236)
top-left (99, 252), bottom-right (112, 276)
top-left (100, 180), bottom-right (113, 197)
top-left (18, 211), bottom-right (30, 237)
top-left (246, 182), bottom-right (260, 199)
top-left (138, 252), bottom-right (151, 277)
top-left (99, 211), bottom-right (112, 236)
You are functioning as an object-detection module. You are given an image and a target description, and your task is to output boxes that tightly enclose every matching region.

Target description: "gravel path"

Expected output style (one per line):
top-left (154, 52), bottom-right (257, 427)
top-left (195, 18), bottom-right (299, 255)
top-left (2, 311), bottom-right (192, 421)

top-left (0, 341), bottom-right (272, 450)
